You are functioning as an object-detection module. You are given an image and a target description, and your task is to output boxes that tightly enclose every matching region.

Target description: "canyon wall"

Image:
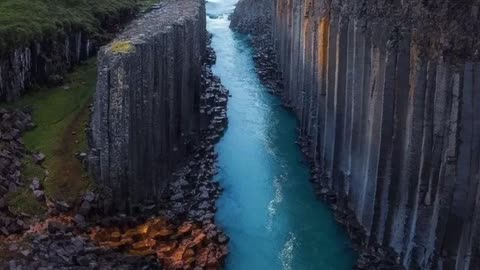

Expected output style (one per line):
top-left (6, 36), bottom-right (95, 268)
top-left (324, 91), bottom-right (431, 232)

top-left (89, 0), bottom-right (208, 213)
top-left (232, 0), bottom-right (480, 269)
top-left (0, 11), bottom-right (134, 103)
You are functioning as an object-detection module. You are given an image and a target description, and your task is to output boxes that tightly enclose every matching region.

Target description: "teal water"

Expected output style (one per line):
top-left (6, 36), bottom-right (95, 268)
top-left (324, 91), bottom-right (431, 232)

top-left (207, 1), bottom-right (357, 269)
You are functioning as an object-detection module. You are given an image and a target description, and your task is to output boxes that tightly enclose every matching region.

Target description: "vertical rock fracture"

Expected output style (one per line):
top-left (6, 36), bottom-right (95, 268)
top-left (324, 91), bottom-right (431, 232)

top-left (232, 0), bottom-right (480, 269)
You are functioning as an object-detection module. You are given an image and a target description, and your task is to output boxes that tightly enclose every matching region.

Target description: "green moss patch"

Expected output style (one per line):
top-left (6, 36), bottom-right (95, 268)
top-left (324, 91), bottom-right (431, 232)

top-left (6, 189), bottom-right (46, 217)
top-left (5, 157), bottom-right (46, 216)
top-left (0, 0), bottom-right (161, 53)
top-left (4, 58), bottom-right (98, 206)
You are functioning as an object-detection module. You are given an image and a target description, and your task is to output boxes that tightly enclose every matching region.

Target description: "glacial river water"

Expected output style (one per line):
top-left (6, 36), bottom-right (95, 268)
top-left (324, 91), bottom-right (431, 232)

top-left (207, 1), bottom-right (357, 269)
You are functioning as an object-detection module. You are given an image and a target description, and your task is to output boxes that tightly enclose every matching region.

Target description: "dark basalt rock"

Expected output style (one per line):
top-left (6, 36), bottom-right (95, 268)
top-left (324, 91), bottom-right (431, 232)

top-left (89, 0), bottom-right (210, 214)
top-left (0, 108), bottom-right (43, 236)
top-left (2, 233), bottom-right (162, 269)
top-left (232, 0), bottom-right (480, 269)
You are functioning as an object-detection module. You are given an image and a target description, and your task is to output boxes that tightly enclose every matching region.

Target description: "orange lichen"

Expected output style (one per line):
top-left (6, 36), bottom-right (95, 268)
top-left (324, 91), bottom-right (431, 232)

top-left (88, 217), bottom-right (227, 270)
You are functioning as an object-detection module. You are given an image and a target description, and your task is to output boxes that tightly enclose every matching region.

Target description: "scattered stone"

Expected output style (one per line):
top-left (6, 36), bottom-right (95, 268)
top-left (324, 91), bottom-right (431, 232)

top-left (54, 201), bottom-right (71, 212)
top-left (33, 190), bottom-right (45, 201)
top-left (30, 177), bottom-right (41, 190)
top-left (74, 214), bottom-right (87, 229)
top-left (47, 221), bottom-right (67, 234)
top-left (78, 201), bottom-right (92, 216)
top-left (83, 191), bottom-right (96, 203)
top-left (32, 153), bottom-right (46, 164)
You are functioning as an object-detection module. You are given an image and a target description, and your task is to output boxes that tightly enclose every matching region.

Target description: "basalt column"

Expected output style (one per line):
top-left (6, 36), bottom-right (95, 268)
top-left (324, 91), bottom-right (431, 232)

top-left (89, 0), bottom-right (207, 213)
top-left (232, 0), bottom-right (480, 269)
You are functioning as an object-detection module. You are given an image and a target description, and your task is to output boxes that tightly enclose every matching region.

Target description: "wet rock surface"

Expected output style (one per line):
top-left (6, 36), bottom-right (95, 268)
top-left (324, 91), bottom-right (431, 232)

top-left (232, 0), bottom-right (480, 269)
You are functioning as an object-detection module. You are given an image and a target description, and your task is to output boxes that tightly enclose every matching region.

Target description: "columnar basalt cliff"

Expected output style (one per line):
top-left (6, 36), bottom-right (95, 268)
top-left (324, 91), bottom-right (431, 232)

top-left (0, 12), bottom-right (135, 103)
top-left (90, 0), bottom-right (210, 213)
top-left (232, 0), bottom-right (480, 269)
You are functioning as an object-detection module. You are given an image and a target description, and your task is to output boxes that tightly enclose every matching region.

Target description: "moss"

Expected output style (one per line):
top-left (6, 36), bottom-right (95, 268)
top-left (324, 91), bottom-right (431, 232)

top-left (6, 157), bottom-right (46, 216)
top-left (110, 40), bottom-right (136, 54)
top-left (21, 157), bottom-right (46, 181)
top-left (4, 58), bottom-right (98, 204)
top-left (6, 189), bottom-right (46, 217)
top-left (0, 0), bottom-right (160, 53)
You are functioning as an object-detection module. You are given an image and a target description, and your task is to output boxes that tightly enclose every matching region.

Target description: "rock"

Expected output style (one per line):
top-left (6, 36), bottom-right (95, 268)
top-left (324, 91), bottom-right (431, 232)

top-left (78, 201), bottom-right (92, 216)
top-left (131, 239), bottom-right (156, 250)
top-left (0, 196), bottom-right (5, 209)
top-left (20, 249), bottom-right (31, 257)
top-left (33, 190), bottom-right (45, 201)
top-left (170, 193), bottom-right (184, 201)
top-left (217, 232), bottom-right (229, 244)
top-left (47, 221), bottom-right (67, 234)
top-left (76, 254), bottom-right (94, 266)
top-left (54, 201), bottom-right (71, 212)
top-left (8, 182), bottom-right (17, 193)
top-left (32, 153), bottom-right (46, 164)
top-left (30, 177), bottom-right (41, 190)
top-left (0, 227), bottom-right (9, 235)
top-left (83, 191), bottom-right (95, 203)
top-left (74, 214), bottom-right (87, 229)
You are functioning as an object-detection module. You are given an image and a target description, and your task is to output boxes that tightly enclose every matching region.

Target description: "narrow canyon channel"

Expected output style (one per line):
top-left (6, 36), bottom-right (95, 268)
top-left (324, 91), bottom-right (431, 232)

top-left (207, 0), bottom-right (357, 269)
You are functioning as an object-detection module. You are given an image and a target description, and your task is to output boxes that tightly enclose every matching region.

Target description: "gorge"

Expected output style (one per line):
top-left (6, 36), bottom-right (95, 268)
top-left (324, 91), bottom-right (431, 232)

top-left (232, 0), bottom-right (480, 269)
top-left (0, 0), bottom-right (479, 269)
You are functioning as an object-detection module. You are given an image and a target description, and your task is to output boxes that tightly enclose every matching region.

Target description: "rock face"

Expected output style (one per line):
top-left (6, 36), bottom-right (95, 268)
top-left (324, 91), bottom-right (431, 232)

top-left (90, 0), bottom-right (208, 213)
top-left (0, 8), bottom-right (136, 102)
top-left (232, 0), bottom-right (480, 269)
top-left (0, 11), bottom-right (134, 103)
top-left (0, 32), bottom-right (93, 102)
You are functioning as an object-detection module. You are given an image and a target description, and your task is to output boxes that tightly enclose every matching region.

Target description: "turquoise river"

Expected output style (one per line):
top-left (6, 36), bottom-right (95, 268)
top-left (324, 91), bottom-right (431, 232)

top-left (207, 0), bottom-right (357, 269)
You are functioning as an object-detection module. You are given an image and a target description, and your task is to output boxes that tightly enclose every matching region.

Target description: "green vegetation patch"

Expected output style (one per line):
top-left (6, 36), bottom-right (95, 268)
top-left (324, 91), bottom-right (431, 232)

top-left (4, 58), bottom-right (98, 206)
top-left (0, 0), bottom-right (161, 53)
top-left (5, 156), bottom-right (46, 216)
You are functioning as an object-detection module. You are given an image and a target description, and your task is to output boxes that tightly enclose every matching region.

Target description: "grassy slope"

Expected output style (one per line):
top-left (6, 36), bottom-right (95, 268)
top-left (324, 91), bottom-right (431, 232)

top-left (0, 0), bottom-right (139, 53)
top-left (5, 59), bottom-right (97, 216)
top-left (0, 0), bottom-right (160, 217)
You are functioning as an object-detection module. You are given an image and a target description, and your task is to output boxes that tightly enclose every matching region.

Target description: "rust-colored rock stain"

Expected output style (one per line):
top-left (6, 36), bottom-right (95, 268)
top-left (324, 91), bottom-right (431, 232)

top-left (89, 218), bottom-right (228, 270)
